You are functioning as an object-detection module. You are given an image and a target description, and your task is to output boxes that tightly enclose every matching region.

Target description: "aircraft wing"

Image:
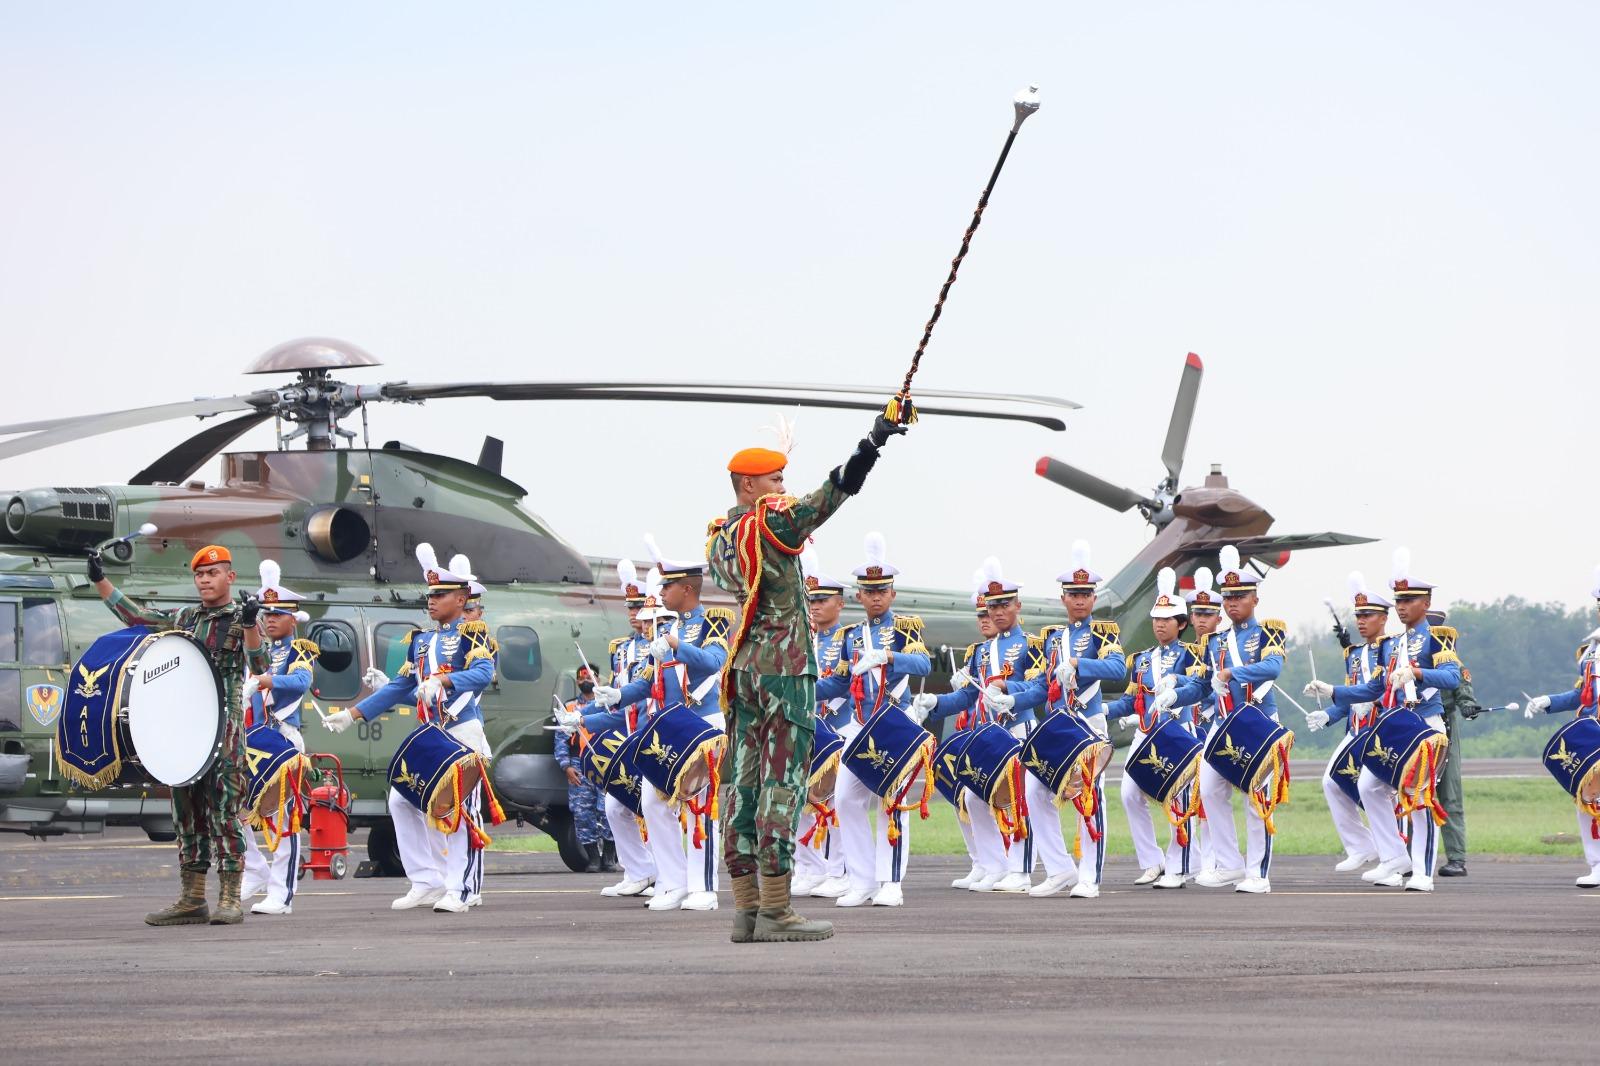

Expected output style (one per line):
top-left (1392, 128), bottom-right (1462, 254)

top-left (1180, 531), bottom-right (1376, 562)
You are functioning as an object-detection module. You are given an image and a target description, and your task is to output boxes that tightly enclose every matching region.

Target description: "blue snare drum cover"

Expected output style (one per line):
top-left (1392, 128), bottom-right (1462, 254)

top-left (1124, 717), bottom-right (1203, 804)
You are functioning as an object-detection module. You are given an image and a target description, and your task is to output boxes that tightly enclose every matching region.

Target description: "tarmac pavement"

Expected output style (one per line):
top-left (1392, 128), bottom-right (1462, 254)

top-left (2, 828), bottom-right (1595, 1065)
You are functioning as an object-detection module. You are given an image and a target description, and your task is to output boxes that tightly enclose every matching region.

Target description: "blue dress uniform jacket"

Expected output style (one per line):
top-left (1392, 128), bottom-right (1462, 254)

top-left (249, 634), bottom-right (316, 729)
top-left (1325, 638), bottom-right (1396, 732)
top-left (1174, 618), bottom-right (1287, 718)
top-left (604, 604), bottom-right (730, 722)
top-left (1014, 619), bottom-right (1128, 719)
top-left (1533, 640), bottom-right (1598, 718)
top-left (927, 625), bottom-right (1043, 724)
top-left (1104, 640), bottom-right (1201, 726)
top-left (1330, 620), bottom-right (1461, 716)
top-left (355, 618), bottom-right (497, 726)
top-left (813, 621), bottom-right (851, 729)
top-left (815, 612), bottom-right (933, 721)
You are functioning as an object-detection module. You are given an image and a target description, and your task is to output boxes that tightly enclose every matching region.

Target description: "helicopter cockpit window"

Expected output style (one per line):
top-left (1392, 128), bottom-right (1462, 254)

top-left (0, 602), bottom-right (15, 661)
top-left (374, 623), bottom-right (416, 681)
top-left (495, 626), bottom-right (542, 682)
top-left (21, 598), bottom-right (65, 666)
top-left (308, 622), bottom-right (359, 701)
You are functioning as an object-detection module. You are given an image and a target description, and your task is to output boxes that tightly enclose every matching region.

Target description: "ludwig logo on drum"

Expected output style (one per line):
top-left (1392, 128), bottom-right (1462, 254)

top-left (142, 655), bottom-right (181, 685)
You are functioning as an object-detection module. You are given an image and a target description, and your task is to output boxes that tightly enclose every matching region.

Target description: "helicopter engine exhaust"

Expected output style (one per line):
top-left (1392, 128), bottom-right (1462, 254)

top-left (305, 505), bottom-right (371, 563)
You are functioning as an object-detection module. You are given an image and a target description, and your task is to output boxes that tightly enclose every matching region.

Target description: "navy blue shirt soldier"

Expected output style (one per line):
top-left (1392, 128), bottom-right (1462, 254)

top-left (554, 665), bottom-right (614, 872)
top-left (1305, 547), bottom-right (1462, 893)
top-left (1521, 563), bottom-right (1600, 887)
top-left (791, 545), bottom-right (851, 899)
top-left (240, 559), bottom-right (319, 917)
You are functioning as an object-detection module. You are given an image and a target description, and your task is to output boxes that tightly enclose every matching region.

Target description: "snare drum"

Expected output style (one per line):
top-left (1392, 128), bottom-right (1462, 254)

top-left (1018, 711), bottom-right (1113, 806)
top-left (389, 722), bottom-right (487, 822)
top-left (244, 724), bottom-right (309, 847)
top-left (1542, 716), bottom-right (1600, 809)
top-left (56, 627), bottom-right (227, 790)
top-left (1327, 727), bottom-right (1369, 808)
top-left (808, 718), bottom-right (846, 806)
top-left (634, 705), bottom-right (725, 801)
top-left (933, 728), bottom-right (978, 808)
top-left (580, 728), bottom-right (649, 816)
top-left (1360, 707), bottom-right (1444, 794)
top-left (1203, 705), bottom-right (1293, 795)
top-left (1124, 717), bottom-right (1203, 804)
top-left (841, 705), bottom-right (935, 800)
top-left (947, 722), bottom-right (1023, 810)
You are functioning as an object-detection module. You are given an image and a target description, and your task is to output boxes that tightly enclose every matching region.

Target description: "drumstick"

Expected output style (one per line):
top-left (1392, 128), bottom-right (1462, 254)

top-left (1275, 686), bottom-right (1318, 725)
top-left (1308, 649), bottom-right (1325, 710)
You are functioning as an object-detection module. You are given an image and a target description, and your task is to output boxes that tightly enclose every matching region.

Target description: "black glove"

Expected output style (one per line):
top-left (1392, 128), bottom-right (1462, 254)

top-left (869, 414), bottom-right (909, 448)
top-left (1459, 702), bottom-right (1485, 720)
top-left (830, 438), bottom-right (880, 495)
top-left (86, 549), bottom-right (105, 584)
top-left (238, 593), bottom-right (261, 627)
top-left (1332, 624), bottom-right (1352, 650)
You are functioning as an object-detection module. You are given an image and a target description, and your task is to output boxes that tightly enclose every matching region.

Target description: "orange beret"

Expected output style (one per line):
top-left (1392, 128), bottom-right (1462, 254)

top-left (190, 544), bottom-right (232, 570)
top-left (727, 448), bottom-right (787, 476)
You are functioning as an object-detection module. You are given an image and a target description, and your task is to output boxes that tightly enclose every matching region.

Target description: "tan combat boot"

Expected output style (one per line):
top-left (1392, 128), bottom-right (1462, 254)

top-left (145, 867), bottom-right (210, 926)
top-left (730, 874), bottom-right (760, 943)
top-left (209, 869), bottom-right (245, 925)
top-left (752, 871), bottom-right (833, 943)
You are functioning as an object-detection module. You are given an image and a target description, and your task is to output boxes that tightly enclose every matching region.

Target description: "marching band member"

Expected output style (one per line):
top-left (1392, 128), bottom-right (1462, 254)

top-left (1306, 548), bottom-right (1461, 892)
top-left (946, 573), bottom-right (997, 889)
top-left (816, 533), bottom-right (932, 907)
top-left (1176, 545), bottom-right (1287, 894)
top-left (794, 548), bottom-right (850, 898)
top-left (1182, 567), bottom-right (1223, 877)
top-left (1104, 568), bottom-right (1202, 890)
top-left (592, 561), bottom-right (655, 897)
top-left (566, 537), bottom-right (730, 913)
top-left (1520, 565), bottom-right (1600, 887)
top-left (240, 561), bottom-right (319, 915)
top-left (325, 545), bottom-right (497, 913)
top-left (1304, 572), bottom-right (1391, 875)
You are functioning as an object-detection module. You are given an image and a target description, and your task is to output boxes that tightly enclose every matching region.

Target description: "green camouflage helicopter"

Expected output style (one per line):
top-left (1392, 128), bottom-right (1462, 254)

top-left (0, 341), bottom-right (1365, 873)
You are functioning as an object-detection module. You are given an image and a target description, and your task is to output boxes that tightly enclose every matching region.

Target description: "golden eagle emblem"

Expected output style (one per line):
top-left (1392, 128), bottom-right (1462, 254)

top-left (393, 757), bottom-right (427, 794)
top-left (1137, 745), bottom-right (1174, 778)
top-left (1024, 750), bottom-right (1052, 778)
top-left (958, 754), bottom-right (985, 783)
top-left (1337, 754), bottom-right (1360, 781)
top-left (1215, 734), bottom-right (1251, 768)
top-left (1369, 733), bottom-right (1400, 768)
top-left (74, 663), bottom-right (110, 699)
top-left (641, 731), bottom-right (675, 764)
top-left (1548, 739), bottom-right (1584, 776)
top-left (855, 737), bottom-right (894, 771)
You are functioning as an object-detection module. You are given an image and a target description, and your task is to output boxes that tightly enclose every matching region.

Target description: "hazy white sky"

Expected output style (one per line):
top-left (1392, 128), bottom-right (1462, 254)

top-left (2, 2), bottom-right (1595, 626)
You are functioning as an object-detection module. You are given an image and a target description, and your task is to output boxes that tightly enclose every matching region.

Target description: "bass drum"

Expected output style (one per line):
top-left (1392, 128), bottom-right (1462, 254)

top-left (122, 631), bottom-right (228, 787)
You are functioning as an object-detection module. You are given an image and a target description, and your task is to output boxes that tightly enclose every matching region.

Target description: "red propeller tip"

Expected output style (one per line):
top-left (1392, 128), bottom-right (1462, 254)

top-left (1034, 457), bottom-right (1051, 477)
top-left (1186, 352), bottom-right (1203, 370)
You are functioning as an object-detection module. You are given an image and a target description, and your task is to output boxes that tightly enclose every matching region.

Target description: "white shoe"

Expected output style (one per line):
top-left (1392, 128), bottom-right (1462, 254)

top-left (835, 889), bottom-right (874, 907)
top-left (1403, 875), bottom-right (1434, 893)
top-left (1362, 857), bottom-right (1412, 884)
top-left (1371, 872), bottom-right (1405, 888)
top-left (391, 885), bottom-right (446, 911)
top-left (967, 869), bottom-right (1003, 892)
top-left (811, 876), bottom-right (850, 898)
top-left (646, 888), bottom-right (688, 911)
top-left (601, 877), bottom-right (651, 897)
top-left (679, 891), bottom-right (719, 911)
top-left (467, 894), bottom-right (483, 908)
top-left (1335, 852), bottom-right (1378, 873)
top-left (1235, 877), bottom-right (1271, 894)
top-left (1194, 867), bottom-right (1245, 888)
top-left (993, 871), bottom-right (1032, 894)
top-left (1153, 872), bottom-right (1186, 889)
top-left (951, 864), bottom-right (985, 890)
top-left (250, 899), bottom-right (291, 915)
top-left (1028, 871), bottom-right (1078, 897)
top-left (642, 885), bottom-right (656, 896)
top-left (1576, 865), bottom-right (1600, 888)
top-left (241, 879), bottom-right (267, 900)
top-left (790, 875), bottom-right (820, 897)
top-left (1133, 865), bottom-right (1162, 886)
top-left (1068, 880), bottom-right (1100, 899)
top-left (432, 895), bottom-right (471, 913)
top-left (871, 882), bottom-right (904, 907)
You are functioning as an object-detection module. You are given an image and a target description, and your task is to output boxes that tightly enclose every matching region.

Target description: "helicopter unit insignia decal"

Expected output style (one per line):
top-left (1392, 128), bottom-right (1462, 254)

top-left (27, 684), bottom-right (63, 727)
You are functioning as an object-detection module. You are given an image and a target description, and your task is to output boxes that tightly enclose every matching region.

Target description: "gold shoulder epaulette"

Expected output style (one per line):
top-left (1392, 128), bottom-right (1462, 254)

top-left (397, 629), bottom-right (421, 675)
top-left (1182, 641), bottom-right (1204, 661)
top-left (1038, 623), bottom-right (1065, 640)
top-left (894, 614), bottom-right (924, 635)
top-left (460, 620), bottom-right (495, 664)
top-left (608, 636), bottom-right (626, 654)
top-left (704, 606), bottom-right (735, 625)
top-left (459, 620), bottom-right (489, 637)
top-left (1431, 625), bottom-right (1458, 643)
top-left (288, 637), bottom-right (320, 671)
top-left (1091, 620), bottom-right (1120, 638)
top-left (1262, 618), bottom-right (1288, 634)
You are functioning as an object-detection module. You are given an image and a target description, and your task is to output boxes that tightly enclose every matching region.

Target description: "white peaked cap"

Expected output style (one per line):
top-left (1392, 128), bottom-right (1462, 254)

top-left (256, 557), bottom-right (307, 610)
top-left (1151, 566), bottom-right (1186, 618)
top-left (1348, 570), bottom-right (1392, 612)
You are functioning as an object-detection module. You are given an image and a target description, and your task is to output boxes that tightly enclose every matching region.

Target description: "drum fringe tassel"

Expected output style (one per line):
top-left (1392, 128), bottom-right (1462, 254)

top-left (56, 746), bottom-right (122, 791)
top-left (676, 737), bottom-right (725, 849)
top-left (1395, 733), bottom-right (1448, 827)
top-left (884, 739), bottom-right (936, 846)
top-left (1247, 733), bottom-right (1295, 835)
top-left (1165, 764), bottom-right (1203, 847)
top-left (426, 755), bottom-right (507, 850)
top-left (799, 800), bottom-right (838, 849)
top-left (252, 756), bottom-right (309, 852)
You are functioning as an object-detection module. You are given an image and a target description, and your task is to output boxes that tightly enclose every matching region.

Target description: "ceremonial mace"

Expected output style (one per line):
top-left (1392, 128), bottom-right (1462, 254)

top-left (95, 522), bottom-right (159, 562)
top-left (885, 85), bottom-right (1042, 425)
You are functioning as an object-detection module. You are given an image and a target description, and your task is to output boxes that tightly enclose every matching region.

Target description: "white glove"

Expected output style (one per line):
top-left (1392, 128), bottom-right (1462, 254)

top-left (1305, 709), bottom-right (1330, 732)
top-left (1524, 695), bottom-right (1550, 718)
top-left (1390, 660), bottom-right (1416, 689)
top-left (1211, 671), bottom-right (1228, 696)
top-left (1053, 661), bottom-right (1075, 690)
top-left (323, 709), bottom-right (355, 734)
top-left (1156, 674), bottom-right (1177, 694)
top-left (649, 635), bottom-right (672, 661)
top-left (554, 706), bottom-right (584, 730)
top-left (949, 669), bottom-right (971, 691)
top-left (983, 685), bottom-right (1015, 718)
top-left (362, 666), bottom-right (390, 689)
top-left (417, 676), bottom-right (445, 707)
top-left (592, 685), bottom-right (622, 709)
top-left (1303, 680), bottom-right (1334, 700)
top-left (851, 648), bottom-right (890, 677)
top-left (1152, 689), bottom-right (1178, 714)
top-left (908, 692), bottom-right (938, 725)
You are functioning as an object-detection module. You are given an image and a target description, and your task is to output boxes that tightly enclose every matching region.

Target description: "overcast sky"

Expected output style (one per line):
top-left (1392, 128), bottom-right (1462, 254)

top-left (2, 2), bottom-right (1595, 628)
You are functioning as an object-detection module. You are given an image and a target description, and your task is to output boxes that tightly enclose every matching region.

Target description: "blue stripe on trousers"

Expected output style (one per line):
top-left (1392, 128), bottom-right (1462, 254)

top-left (1260, 819), bottom-right (1273, 879)
top-left (890, 810), bottom-right (903, 882)
top-left (1094, 787), bottom-right (1105, 882)
top-left (283, 834), bottom-right (299, 903)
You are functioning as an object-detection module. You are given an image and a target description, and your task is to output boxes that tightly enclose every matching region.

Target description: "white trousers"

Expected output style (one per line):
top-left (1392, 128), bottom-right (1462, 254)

top-left (793, 816), bottom-right (844, 882)
top-left (1120, 730), bottom-right (1197, 877)
top-left (242, 722), bottom-right (305, 906)
top-left (964, 795), bottom-right (1016, 875)
top-left (388, 717), bottom-right (492, 900)
top-left (1580, 809), bottom-right (1600, 868)
top-left (956, 803), bottom-right (978, 865)
top-left (1014, 721), bottom-right (1072, 878)
top-left (1198, 761), bottom-right (1272, 880)
top-left (1355, 714), bottom-right (1445, 875)
top-left (834, 719), bottom-right (910, 893)
top-left (1323, 744), bottom-right (1377, 859)
top-left (604, 792), bottom-right (654, 883)
top-left (640, 711), bottom-right (722, 896)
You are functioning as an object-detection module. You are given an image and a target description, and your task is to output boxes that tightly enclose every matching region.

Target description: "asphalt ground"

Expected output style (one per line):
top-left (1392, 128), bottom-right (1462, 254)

top-left (4, 825), bottom-right (1596, 1066)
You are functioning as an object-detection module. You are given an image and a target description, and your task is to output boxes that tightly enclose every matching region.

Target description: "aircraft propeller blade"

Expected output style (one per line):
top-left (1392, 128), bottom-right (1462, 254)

top-left (130, 411), bottom-right (275, 485)
top-left (0, 395), bottom-right (273, 462)
top-left (1034, 457), bottom-right (1156, 513)
top-left (1160, 352), bottom-right (1203, 485)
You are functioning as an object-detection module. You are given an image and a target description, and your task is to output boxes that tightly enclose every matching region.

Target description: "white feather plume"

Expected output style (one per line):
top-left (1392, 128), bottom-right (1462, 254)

top-left (1590, 563), bottom-right (1599, 599)
top-left (416, 542), bottom-right (438, 574)
top-left (760, 410), bottom-right (800, 456)
top-left (616, 557), bottom-right (638, 595)
top-left (1219, 544), bottom-right (1240, 574)
top-left (1071, 539), bottom-right (1091, 571)
top-left (293, 610), bottom-right (310, 623)
top-left (801, 544), bottom-right (820, 579)
top-left (981, 555), bottom-right (1004, 585)
top-left (643, 533), bottom-right (665, 567)
top-left (863, 532), bottom-right (887, 570)
top-left (1348, 570), bottom-right (1367, 599)
top-left (259, 559), bottom-right (281, 589)
top-left (645, 567), bottom-right (663, 601)
top-left (1193, 566), bottom-right (1213, 593)
top-left (1391, 547), bottom-right (1411, 585)
top-left (449, 553), bottom-right (475, 580)
top-left (970, 568), bottom-right (987, 594)
top-left (1157, 567), bottom-right (1176, 599)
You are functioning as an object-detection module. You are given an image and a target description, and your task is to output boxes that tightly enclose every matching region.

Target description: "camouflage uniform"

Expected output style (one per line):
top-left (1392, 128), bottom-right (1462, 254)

top-left (1437, 668), bottom-right (1473, 864)
top-left (554, 722), bottom-right (611, 847)
top-left (708, 480), bottom-right (848, 879)
top-left (105, 590), bottom-right (266, 875)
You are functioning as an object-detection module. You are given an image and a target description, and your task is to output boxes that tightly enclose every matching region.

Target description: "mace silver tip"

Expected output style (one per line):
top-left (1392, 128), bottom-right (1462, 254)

top-left (1012, 84), bottom-right (1041, 130)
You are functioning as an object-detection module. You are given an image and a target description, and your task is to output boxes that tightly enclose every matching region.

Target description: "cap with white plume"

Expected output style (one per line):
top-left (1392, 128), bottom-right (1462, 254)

top-left (643, 532), bottom-right (705, 583)
top-left (1389, 546), bottom-right (1434, 597)
top-left (1150, 566), bottom-right (1186, 619)
top-left (970, 568), bottom-right (989, 611)
top-left (256, 557), bottom-right (307, 612)
top-left (1217, 544), bottom-right (1259, 593)
top-left (416, 543), bottom-right (470, 593)
top-left (802, 544), bottom-right (846, 599)
top-left (853, 532), bottom-right (899, 587)
top-left (1185, 566), bottom-right (1220, 611)
top-left (1348, 570), bottom-right (1392, 613)
top-left (979, 555), bottom-right (1019, 604)
top-left (617, 558), bottom-right (645, 605)
top-left (447, 554), bottom-right (484, 601)
top-left (1056, 539), bottom-right (1102, 591)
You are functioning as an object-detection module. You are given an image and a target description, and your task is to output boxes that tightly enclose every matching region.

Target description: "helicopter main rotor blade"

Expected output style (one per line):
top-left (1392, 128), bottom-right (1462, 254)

top-left (130, 411), bottom-right (275, 485)
top-left (1034, 457), bottom-right (1156, 513)
top-left (384, 381), bottom-right (1076, 431)
top-left (0, 395), bottom-right (271, 462)
top-left (1159, 352), bottom-right (1204, 485)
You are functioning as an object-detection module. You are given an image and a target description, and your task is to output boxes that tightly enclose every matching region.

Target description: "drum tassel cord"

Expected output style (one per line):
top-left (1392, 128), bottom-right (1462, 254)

top-left (1248, 734), bottom-right (1296, 835)
top-left (679, 740), bottom-right (724, 849)
top-left (1167, 774), bottom-right (1202, 848)
top-left (798, 801), bottom-right (838, 849)
top-left (255, 757), bottom-right (309, 852)
top-left (885, 741), bottom-right (936, 846)
top-left (1395, 735), bottom-right (1448, 828)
